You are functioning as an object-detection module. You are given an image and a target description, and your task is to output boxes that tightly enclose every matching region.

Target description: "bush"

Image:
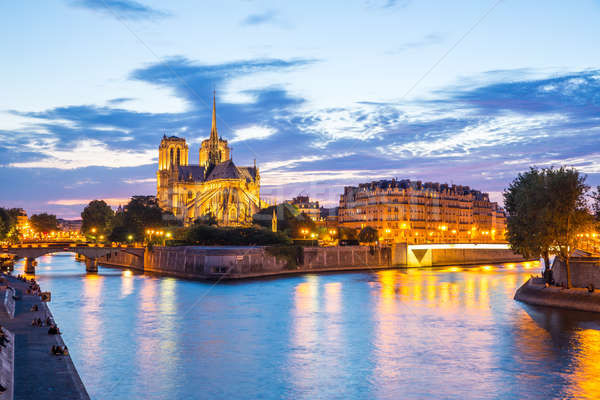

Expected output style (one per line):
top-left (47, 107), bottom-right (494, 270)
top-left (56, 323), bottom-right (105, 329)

top-left (183, 225), bottom-right (292, 246)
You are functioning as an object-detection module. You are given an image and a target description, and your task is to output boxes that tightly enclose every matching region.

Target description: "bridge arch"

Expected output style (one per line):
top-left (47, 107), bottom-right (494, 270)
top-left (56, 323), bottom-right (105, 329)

top-left (0, 245), bottom-right (144, 274)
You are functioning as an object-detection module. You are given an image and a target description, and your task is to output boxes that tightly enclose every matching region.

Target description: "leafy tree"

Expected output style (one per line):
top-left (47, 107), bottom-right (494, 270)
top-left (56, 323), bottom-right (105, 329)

top-left (339, 227), bottom-right (358, 241)
top-left (505, 167), bottom-right (594, 288)
top-left (109, 196), bottom-right (165, 242)
top-left (29, 213), bottom-right (58, 234)
top-left (183, 224), bottom-right (291, 246)
top-left (81, 200), bottom-right (114, 235)
top-left (253, 204), bottom-right (315, 237)
top-left (359, 226), bottom-right (378, 244)
top-left (503, 168), bottom-right (553, 273)
top-left (591, 185), bottom-right (600, 222)
top-left (544, 167), bottom-right (594, 288)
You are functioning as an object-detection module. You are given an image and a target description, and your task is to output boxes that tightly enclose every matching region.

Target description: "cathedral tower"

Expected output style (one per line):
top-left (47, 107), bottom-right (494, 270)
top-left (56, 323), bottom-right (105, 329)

top-left (157, 135), bottom-right (189, 208)
top-left (199, 92), bottom-right (230, 168)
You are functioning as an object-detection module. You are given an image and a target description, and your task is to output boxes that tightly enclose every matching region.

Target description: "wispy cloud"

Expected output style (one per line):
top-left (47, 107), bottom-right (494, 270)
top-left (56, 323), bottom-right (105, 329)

top-left (240, 10), bottom-right (278, 26)
top-left (69, 0), bottom-right (169, 20)
top-left (9, 139), bottom-right (156, 169)
top-left (387, 33), bottom-right (443, 54)
top-left (48, 197), bottom-right (131, 206)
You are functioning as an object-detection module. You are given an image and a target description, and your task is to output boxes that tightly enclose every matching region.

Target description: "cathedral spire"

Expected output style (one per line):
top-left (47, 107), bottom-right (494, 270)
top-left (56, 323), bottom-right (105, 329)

top-left (210, 90), bottom-right (218, 142)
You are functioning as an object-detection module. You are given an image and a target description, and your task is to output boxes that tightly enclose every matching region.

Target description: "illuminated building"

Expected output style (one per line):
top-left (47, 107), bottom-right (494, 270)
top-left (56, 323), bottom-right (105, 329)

top-left (286, 196), bottom-right (321, 221)
top-left (156, 94), bottom-right (262, 226)
top-left (338, 179), bottom-right (507, 243)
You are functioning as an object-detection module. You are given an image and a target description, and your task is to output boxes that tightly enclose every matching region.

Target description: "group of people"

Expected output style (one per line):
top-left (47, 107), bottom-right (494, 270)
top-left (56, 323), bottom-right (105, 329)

top-left (0, 326), bottom-right (10, 349)
top-left (30, 304), bottom-right (61, 334)
top-left (15, 274), bottom-right (42, 296)
top-left (51, 345), bottom-right (68, 356)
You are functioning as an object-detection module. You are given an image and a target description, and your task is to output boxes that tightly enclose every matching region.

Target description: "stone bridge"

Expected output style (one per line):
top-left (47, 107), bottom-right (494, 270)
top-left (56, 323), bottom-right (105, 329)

top-left (0, 243), bottom-right (145, 273)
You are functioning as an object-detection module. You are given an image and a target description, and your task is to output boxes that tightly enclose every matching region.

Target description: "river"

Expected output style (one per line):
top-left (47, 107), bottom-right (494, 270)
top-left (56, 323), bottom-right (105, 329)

top-left (13, 254), bottom-right (600, 400)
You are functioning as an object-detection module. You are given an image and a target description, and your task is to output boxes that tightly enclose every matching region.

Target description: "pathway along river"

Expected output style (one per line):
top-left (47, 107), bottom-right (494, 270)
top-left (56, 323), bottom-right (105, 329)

top-left (13, 254), bottom-right (600, 400)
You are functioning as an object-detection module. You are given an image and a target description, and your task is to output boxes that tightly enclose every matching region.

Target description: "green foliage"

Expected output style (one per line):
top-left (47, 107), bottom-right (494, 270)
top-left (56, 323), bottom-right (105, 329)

top-left (184, 224), bottom-right (291, 246)
top-left (503, 168), bottom-right (552, 265)
top-left (339, 227), bottom-right (358, 241)
top-left (253, 204), bottom-right (316, 238)
top-left (81, 200), bottom-right (115, 235)
top-left (0, 208), bottom-right (14, 241)
top-left (504, 167), bottom-right (594, 287)
top-left (592, 185), bottom-right (600, 222)
top-left (29, 213), bottom-right (58, 233)
top-left (359, 226), bottom-right (378, 244)
top-left (106, 196), bottom-right (164, 242)
top-left (265, 245), bottom-right (303, 269)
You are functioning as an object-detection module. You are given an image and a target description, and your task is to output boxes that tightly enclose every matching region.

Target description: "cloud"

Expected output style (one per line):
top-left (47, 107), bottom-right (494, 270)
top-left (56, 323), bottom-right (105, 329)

top-left (48, 197), bottom-right (131, 206)
top-left (229, 126), bottom-right (276, 143)
top-left (388, 33), bottom-right (443, 54)
top-left (9, 139), bottom-right (156, 169)
top-left (122, 177), bottom-right (155, 184)
top-left (69, 0), bottom-right (169, 20)
top-left (240, 10), bottom-right (278, 26)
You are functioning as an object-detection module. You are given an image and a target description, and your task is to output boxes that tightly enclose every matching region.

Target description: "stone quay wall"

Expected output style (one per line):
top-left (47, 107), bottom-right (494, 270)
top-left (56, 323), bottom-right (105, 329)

top-left (552, 256), bottom-right (600, 289)
top-left (98, 244), bottom-right (527, 279)
top-left (99, 246), bottom-right (391, 279)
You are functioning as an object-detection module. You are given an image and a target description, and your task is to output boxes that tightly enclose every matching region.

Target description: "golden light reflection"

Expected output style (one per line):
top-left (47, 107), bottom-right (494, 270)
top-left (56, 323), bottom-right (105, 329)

top-left (563, 329), bottom-right (600, 399)
top-left (505, 263), bottom-right (516, 270)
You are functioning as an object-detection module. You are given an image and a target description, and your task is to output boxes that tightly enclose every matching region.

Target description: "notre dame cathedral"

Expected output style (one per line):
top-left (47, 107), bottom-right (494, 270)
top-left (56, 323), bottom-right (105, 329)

top-left (156, 94), bottom-right (263, 226)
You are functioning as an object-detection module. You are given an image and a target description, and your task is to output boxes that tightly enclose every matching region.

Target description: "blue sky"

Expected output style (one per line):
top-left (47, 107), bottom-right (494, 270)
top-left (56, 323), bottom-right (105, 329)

top-left (1, 0), bottom-right (600, 218)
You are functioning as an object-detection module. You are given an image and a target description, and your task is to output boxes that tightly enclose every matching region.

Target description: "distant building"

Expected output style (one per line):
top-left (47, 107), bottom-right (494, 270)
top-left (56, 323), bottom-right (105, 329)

top-left (156, 94), bottom-right (262, 226)
top-left (338, 179), bottom-right (506, 243)
top-left (286, 196), bottom-right (321, 221)
top-left (57, 219), bottom-right (83, 232)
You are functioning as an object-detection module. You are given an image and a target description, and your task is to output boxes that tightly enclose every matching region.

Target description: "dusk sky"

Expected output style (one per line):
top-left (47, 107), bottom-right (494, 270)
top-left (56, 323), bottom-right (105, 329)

top-left (2, 0), bottom-right (600, 218)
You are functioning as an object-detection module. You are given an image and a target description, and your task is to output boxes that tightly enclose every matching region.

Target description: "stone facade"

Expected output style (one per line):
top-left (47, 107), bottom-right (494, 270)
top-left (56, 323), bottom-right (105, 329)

top-left (338, 179), bottom-right (507, 244)
top-left (156, 94), bottom-right (262, 226)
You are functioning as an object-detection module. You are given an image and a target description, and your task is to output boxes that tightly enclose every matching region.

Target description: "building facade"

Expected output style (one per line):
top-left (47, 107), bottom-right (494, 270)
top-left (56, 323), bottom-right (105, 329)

top-left (338, 179), bottom-right (506, 244)
top-left (156, 95), bottom-right (262, 226)
top-left (285, 196), bottom-right (321, 221)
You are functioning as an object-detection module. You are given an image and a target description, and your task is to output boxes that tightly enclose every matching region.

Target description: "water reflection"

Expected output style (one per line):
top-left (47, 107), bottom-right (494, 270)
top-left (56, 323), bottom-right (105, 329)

top-left (10, 257), bottom-right (600, 400)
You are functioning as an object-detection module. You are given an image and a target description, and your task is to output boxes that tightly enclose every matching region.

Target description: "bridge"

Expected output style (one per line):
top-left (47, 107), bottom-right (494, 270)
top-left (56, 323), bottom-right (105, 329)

top-left (0, 243), bottom-right (144, 274)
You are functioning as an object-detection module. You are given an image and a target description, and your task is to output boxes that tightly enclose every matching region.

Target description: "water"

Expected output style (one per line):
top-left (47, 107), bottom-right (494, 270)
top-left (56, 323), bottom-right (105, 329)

top-left (13, 254), bottom-right (600, 400)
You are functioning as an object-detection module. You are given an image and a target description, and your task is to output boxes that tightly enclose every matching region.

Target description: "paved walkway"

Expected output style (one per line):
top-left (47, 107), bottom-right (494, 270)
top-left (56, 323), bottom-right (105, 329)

top-left (0, 274), bottom-right (89, 400)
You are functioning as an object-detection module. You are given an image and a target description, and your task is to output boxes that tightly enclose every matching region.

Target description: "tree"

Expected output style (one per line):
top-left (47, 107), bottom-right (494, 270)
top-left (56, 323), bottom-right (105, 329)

top-left (29, 213), bottom-right (58, 234)
top-left (81, 200), bottom-right (114, 235)
top-left (544, 167), bottom-right (594, 288)
top-left (505, 167), bottom-right (594, 288)
top-left (591, 185), bottom-right (600, 222)
top-left (359, 226), bottom-right (378, 244)
top-left (503, 168), bottom-right (553, 274)
top-left (122, 196), bottom-right (164, 239)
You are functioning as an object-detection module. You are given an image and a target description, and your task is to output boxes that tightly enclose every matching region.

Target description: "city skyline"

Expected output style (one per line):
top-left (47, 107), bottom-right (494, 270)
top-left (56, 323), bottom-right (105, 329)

top-left (2, 0), bottom-right (600, 218)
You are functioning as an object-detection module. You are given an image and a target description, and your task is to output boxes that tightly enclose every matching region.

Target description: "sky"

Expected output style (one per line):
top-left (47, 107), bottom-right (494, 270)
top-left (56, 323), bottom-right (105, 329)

top-left (1, 0), bottom-right (600, 218)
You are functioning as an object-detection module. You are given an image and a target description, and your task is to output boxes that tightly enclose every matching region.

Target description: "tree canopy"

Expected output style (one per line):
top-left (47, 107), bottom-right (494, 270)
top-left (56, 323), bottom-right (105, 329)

top-left (504, 167), bottom-right (594, 287)
top-left (81, 200), bottom-right (114, 235)
top-left (29, 213), bottom-right (58, 234)
top-left (359, 226), bottom-right (378, 244)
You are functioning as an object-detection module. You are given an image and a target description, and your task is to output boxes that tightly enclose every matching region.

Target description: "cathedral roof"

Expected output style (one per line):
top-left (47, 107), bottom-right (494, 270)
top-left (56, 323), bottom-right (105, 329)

top-left (206, 159), bottom-right (241, 180)
top-left (178, 165), bottom-right (205, 181)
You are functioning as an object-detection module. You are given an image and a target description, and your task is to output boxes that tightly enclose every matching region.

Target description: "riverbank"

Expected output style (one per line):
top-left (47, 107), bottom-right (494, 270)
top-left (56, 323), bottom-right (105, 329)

top-left (95, 244), bottom-right (526, 280)
top-left (0, 274), bottom-right (89, 399)
top-left (514, 277), bottom-right (600, 313)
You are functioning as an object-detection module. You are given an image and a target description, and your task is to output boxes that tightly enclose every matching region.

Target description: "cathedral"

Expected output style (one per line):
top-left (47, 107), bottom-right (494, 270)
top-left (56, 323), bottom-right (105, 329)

top-left (156, 94), bottom-right (263, 226)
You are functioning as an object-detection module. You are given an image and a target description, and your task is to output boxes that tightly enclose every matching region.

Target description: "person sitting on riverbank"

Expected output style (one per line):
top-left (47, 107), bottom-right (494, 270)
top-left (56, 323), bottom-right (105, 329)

top-left (31, 318), bottom-right (42, 327)
top-left (51, 345), bottom-right (68, 355)
top-left (45, 316), bottom-right (52, 326)
top-left (30, 304), bottom-right (38, 312)
top-left (47, 324), bottom-right (60, 335)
